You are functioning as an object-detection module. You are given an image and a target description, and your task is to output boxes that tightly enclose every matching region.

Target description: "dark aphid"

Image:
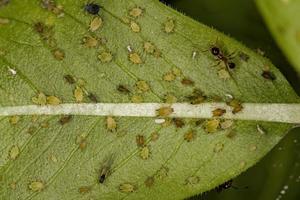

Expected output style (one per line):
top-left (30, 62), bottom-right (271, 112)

top-left (172, 118), bottom-right (185, 128)
top-left (195, 119), bottom-right (204, 127)
top-left (136, 135), bottom-right (145, 147)
top-left (64, 74), bottom-right (75, 84)
top-left (99, 167), bottom-right (109, 183)
top-left (238, 52), bottom-right (249, 62)
top-left (262, 70), bottom-right (276, 81)
top-left (84, 3), bottom-right (100, 15)
top-left (186, 89), bottom-right (207, 105)
top-left (215, 179), bottom-right (233, 193)
top-left (34, 22), bottom-right (45, 34)
top-left (99, 156), bottom-right (114, 184)
top-left (59, 115), bottom-right (72, 125)
top-left (117, 85), bottom-right (130, 94)
top-left (99, 173), bottom-right (106, 184)
top-left (181, 78), bottom-right (194, 86)
top-left (88, 93), bottom-right (98, 103)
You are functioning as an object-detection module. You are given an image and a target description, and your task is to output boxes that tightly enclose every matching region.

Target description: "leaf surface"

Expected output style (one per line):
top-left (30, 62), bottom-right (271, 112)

top-left (0, 0), bottom-right (299, 199)
top-left (257, 0), bottom-right (300, 75)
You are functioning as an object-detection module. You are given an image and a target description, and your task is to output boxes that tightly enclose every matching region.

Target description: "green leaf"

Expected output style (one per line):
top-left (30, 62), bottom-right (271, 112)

top-left (164, 0), bottom-right (300, 95)
top-left (0, 0), bottom-right (299, 199)
top-left (256, 0), bottom-right (300, 75)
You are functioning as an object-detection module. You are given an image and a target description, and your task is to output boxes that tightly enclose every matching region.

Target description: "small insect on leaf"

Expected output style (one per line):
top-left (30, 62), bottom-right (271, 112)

top-left (130, 21), bottom-right (141, 33)
top-left (140, 146), bottom-right (150, 160)
top-left (136, 135), bottom-right (145, 147)
top-left (59, 115), bottom-right (72, 125)
top-left (9, 116), bottom-right (20, 125)
top-left (238, 52), bottom-right (250, 62)
top-left (88, 93), bottom-right (98, 103)
top-left (83, 35), bottom-right (99, 48)
top-left (129, 7), bottom-right (143, 18)
top-left (204, 119), bottom-right (220, 133)
top-left (156, 106), bottom-right (174, 117)
top-left (63, 74), bottom-right (75, 84)
top-left (184, 130), bottom-right (196, 142)
top-left (46, 96), bottom-right (61, 105)
top-left (262, 70), bottom-right (276, 81)
top-left (185, 176), bottom-right (200, 185)
top-left (212, 108), bottom-right (226, 117)
top-left (186, 89), bottom-right (207, 104)
top-left (89, 17), bottom-right (103, 32)
top-left (136, 80), bottom-right (150, 92)
top-left (84, 3), bottom-right (100, 15)
top-left (78, 186), bottom-right (92, 194)
top-left (117, 85), bottom-right (130, 94)
top-left (99, 157), bottom-right (114, 184)
top-left (227, 99), bottom-right (243, 114)
top-left (172, 118), bottom-right (185, 128)
top-left (28, 181), bottom-right (44, 192)
top-left (98, 51), bottom-right (113, 63)
top-left (181, 78), bottom-right (194, 86)
top-left (129, 52), bottom-right (143, 64)
top-left (119, 183), bottom-right (136, 193)
top-left (164, 19), bottom-right (175, 33)
top-left (9, 145), bottom-right (20, 160)
top-left (74, 87), bottom-right (84, 103)
top-left (106, 116), bottom-right (117, 131)
top-left (144, 176), bottom-right (155, 187)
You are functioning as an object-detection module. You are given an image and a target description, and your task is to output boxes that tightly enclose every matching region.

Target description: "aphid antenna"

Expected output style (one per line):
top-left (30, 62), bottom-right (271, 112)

top-left (231, 185), bottom-right (249, 190)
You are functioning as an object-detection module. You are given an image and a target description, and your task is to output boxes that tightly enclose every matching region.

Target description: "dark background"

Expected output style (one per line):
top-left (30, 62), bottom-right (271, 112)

top-left (160, 1), bottom-right (300, 200)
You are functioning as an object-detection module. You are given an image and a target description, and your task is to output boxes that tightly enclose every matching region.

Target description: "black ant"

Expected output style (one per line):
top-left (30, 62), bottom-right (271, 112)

top-left (202, 39), bottom-right (237, 74)
top-left (210, 46), bottom-right (236, 70)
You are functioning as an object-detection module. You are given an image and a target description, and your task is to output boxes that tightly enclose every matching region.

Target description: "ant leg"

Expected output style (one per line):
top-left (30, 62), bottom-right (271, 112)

top-left (210, 60), bottom-right (221, 68)
top-left (227, 51), bottom-right (237, 59)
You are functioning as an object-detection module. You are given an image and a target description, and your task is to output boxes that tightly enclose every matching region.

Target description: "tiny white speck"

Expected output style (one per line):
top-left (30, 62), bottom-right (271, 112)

top-left (283, 185), bottom-right (288, 190)
top-left (257, 124), bottom-right (265, 135)
top-left (127, 45), bottom-right (132, 52)
top-left (192, 51), bottom-right (197, 59)
top-left (8, 67), bottom-right (17, 75)
top-left (225, 93), bottom-right (233, 99)
top-left (155, 118), bottom-right (165, 124)
top-left (280, 190), bottom-right (285, 195)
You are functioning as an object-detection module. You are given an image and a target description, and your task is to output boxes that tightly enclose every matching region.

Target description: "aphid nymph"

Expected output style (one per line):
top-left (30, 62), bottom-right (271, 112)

top-left (99, 156), bottom-right (114, 184)
top-left (88, 93), bottom-right (98, 103)
top-left (117, 84), bottom-right (130, 94)
top-left (262, 70), bottom-right (276, 81)
top-left (59, 115), bottom-right (72, 125)
top-left (64, 74), bottom-right (75, 84)
top-left (84, 2), bottom-right (100, 15)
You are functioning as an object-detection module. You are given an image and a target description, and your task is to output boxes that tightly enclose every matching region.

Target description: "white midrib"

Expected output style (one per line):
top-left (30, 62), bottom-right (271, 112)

top-left (0, 103), bottom-right (299, 124)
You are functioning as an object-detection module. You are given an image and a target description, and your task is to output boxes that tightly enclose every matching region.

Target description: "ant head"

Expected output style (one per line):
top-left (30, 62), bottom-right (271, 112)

top-left (228, 62), bottom-right (236, 69)
top-left (211, 46), bottom-right (220, 56)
